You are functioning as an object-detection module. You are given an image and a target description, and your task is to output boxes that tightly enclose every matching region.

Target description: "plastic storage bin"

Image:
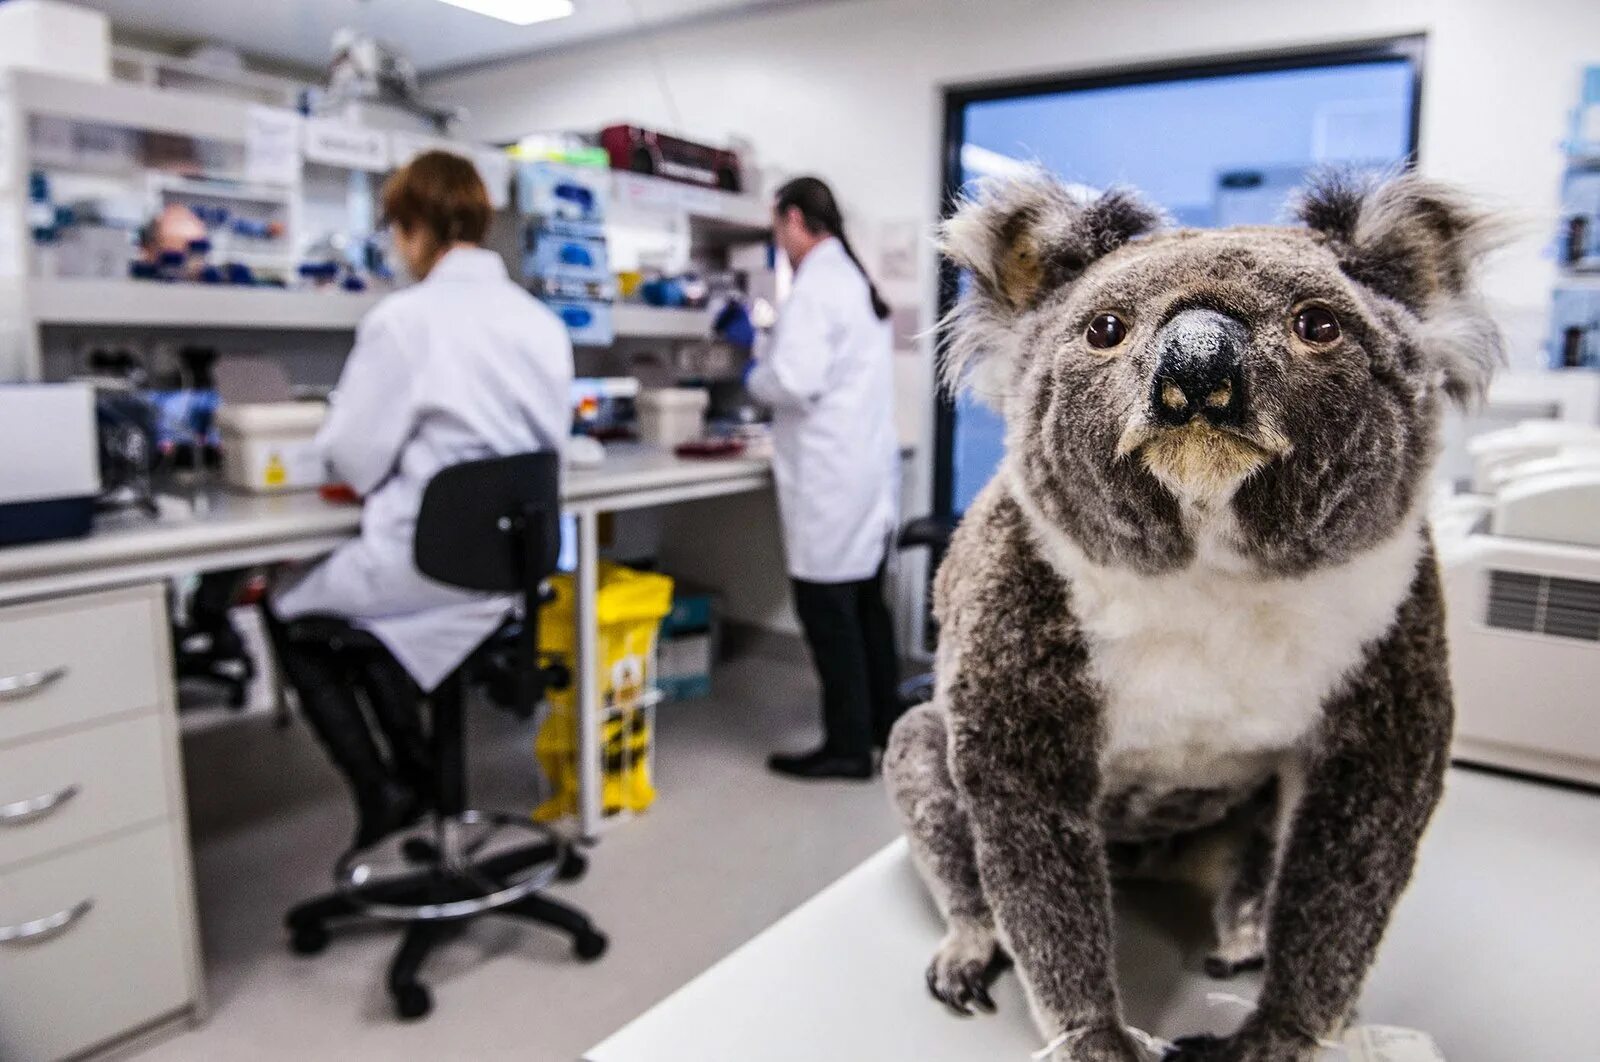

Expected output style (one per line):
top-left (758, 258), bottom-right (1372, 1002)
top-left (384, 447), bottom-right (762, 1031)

top-left (217, 402), bottom-right (328, 493)
top-left (637, 388), bottom-right (709, 449)
top-left (533, 562), bottom-right (674, 822)
top-left (658, 587), bottom-right (718, 701)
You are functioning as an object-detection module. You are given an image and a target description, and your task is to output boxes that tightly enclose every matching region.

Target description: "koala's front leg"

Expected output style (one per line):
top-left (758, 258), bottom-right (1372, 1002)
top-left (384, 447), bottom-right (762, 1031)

top-left (944, 611), bottom-right (1141, 1061)
top-left (1168, 559), bottom-right (1453, 1062)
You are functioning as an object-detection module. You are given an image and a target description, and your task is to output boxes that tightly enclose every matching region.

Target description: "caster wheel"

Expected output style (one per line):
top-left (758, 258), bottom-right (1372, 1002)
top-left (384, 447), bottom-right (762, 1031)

top-left (289, 922), bottom-right (329, 955)
top-left (573, 929), bottom-right (608, 961)
top-left (558, 848), bottom-right (588, 882)
top-left (401, 838), bottom-right (438, 865)
top-left (393, 983), bottom-right (432, 1021)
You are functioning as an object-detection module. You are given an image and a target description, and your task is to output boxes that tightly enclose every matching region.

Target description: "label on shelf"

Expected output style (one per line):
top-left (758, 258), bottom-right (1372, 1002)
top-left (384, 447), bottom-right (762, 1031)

top-left (245, 105), bottom-right (302, 186)
top-left (303, 118), bottom-right (390, 172)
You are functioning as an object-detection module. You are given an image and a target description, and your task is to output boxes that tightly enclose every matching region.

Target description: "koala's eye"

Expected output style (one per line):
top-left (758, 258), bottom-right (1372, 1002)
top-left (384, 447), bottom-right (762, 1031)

top-left (1293, 306), bottom-right (1342, 345)
top-left (1085, 313), bottom-right (1128, 349)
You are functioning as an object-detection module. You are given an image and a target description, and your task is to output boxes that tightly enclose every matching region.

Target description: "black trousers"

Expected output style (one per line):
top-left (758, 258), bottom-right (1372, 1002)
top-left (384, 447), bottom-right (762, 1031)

top-left (791, 564), bottom-right (902, 759)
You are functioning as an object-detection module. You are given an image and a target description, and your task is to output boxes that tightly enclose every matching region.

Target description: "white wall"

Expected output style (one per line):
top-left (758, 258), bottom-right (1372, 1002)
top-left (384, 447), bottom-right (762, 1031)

top-left (434, 0), bottom-right (1600, 631)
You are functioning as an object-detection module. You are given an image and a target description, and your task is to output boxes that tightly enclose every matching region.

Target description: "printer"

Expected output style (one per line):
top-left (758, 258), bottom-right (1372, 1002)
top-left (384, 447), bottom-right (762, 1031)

top-left (1435, 420), bottom-right (1600, 786)
top-left (0, 383), bottom-right (102, 546)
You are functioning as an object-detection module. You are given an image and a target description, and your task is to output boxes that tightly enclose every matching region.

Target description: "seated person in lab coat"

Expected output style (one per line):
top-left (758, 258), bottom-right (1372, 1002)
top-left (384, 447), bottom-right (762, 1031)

top-left (271, 152), bottom-right (574, 847)
top-left (748, 176), bottom-right (902, 781)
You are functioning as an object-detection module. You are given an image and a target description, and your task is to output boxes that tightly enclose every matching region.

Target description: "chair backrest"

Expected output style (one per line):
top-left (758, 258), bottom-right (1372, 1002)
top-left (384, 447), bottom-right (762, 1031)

top-left (414, 452), bottom-right (561, 594)
top-left (415, 452), bottom-right (563, 718)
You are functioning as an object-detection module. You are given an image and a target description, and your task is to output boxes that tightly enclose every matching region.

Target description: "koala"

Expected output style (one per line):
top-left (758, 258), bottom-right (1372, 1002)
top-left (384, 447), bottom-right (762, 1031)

top-left (884, 168), bottom-right (1503, 1062)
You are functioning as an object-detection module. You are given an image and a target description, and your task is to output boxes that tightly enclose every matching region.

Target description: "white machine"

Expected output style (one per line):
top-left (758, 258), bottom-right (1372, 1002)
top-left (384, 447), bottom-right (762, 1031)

top-left (0, 383), bottom-right (101, 546)
top-left (1437, 420), bottom-right (1600, 787)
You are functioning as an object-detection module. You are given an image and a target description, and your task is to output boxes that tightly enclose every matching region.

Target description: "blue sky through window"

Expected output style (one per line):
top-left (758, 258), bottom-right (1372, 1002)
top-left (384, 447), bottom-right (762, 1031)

top-left (948, 59), bottom-right (1416, 513)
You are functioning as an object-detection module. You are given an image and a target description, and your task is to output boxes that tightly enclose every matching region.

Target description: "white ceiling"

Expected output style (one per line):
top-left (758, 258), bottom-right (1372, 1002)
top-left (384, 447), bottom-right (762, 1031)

top-left (72, 0), bottom-right (827, 76)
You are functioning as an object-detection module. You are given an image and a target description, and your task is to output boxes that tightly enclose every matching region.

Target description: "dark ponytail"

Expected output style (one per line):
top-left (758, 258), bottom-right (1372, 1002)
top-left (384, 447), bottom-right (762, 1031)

top-left (774, 176), bottom-right (891, 321)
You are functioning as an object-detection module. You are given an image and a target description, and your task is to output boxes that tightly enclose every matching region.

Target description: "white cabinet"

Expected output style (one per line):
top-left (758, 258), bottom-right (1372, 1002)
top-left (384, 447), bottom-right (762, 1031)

top-left (0, 583), bottom-right (202, 1060)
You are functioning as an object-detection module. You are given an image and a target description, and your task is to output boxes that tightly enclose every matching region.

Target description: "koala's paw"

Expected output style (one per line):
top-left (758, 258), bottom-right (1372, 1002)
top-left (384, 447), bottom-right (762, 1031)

top-left (924, 924), bottom-right (1004, 1016)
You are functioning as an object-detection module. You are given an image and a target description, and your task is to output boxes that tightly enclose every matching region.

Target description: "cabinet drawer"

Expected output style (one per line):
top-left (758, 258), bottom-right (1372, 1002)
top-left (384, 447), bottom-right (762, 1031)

top-left (0, 588), bottom-right (163, 747)
top-left (0, 824), bottom-right (194, 1062)
top-left (0, 713), bottom-right (172, 869)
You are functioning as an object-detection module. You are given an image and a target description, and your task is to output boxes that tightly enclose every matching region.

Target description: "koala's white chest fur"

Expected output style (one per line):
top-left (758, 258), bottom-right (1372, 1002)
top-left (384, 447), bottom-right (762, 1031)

top-left (1014, 478), bottom-right (1424, 796)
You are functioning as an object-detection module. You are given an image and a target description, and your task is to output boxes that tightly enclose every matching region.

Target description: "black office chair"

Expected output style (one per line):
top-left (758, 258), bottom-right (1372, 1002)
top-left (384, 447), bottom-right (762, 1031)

top-left (894, 514), bottom-right (958, 710)
top-left (280, 453), bottom-right (606, 1021)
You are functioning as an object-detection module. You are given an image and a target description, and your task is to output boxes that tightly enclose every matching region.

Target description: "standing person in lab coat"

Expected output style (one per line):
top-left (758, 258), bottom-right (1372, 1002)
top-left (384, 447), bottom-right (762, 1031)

top-left (272, 152), bottom-right (573, 845)
top-left (749, 176), bottom-right (901, 781)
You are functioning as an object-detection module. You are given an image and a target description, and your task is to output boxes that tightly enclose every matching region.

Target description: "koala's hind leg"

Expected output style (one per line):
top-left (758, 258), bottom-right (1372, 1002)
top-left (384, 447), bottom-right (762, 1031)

top-left (884, 702), bottom-right (1002, 1015)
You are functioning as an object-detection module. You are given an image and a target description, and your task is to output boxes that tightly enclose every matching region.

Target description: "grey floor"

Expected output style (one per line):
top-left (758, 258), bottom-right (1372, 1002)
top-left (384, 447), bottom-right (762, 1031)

top-left (139, 651), bottom-right (1600, 1062)
top-left (141, 652), bottom-right (900, 1062)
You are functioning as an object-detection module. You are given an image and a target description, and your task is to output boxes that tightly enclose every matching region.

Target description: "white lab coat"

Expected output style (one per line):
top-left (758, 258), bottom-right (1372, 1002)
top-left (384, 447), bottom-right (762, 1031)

top-left (274, 247), bottom-right (573, 690)
top-left (748, 237), bottom-right (898, 583)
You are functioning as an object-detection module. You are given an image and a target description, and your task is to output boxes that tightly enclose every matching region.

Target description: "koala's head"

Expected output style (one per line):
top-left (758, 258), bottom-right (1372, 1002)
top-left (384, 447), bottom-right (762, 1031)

top-left (941, 168), bottom-right (1504, 576)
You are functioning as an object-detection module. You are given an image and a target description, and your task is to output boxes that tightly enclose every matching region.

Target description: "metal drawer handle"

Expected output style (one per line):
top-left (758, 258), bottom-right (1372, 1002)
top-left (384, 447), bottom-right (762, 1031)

top-left (0, 666), bottom-right (68, 701)
top-left (0, 784), bottom-right (81, 826)
top-left (0, 899), bottom-right (94, 946)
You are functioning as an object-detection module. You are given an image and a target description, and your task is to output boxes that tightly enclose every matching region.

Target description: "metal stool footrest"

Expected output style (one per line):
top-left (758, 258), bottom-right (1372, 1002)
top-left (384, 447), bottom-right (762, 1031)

top-left (336, 810), bottom-right (567, 922)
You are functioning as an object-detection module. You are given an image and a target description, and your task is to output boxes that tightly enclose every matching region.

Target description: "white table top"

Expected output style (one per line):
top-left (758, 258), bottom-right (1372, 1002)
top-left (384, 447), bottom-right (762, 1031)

top-left (586, 768), bottom-right (1600, 1062)
top-left (0, 446), bottom-right (770, 604)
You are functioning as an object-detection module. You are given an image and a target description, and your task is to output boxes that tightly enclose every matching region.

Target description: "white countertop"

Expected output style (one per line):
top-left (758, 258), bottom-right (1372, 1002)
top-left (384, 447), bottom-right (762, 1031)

top-left (586, 769), bottom-right (1600, 1062)
top-left (0, 447), bottom-right (770, 603)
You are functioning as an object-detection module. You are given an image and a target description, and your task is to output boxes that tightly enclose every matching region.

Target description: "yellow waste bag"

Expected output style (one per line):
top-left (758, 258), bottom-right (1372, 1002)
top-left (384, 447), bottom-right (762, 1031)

top-left (534, 562), bottom-right (674, 821)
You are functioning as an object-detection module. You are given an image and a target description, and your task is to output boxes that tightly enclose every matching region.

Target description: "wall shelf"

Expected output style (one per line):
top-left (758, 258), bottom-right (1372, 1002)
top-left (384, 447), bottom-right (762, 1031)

top-left (613, 303), bottom-right (713, 340)
top-left (30, 280), bottom-right (382, 331)
top-left (609, 171), bottom-right (770, 242)
top-left (9, 69), bottom-right (259, 146)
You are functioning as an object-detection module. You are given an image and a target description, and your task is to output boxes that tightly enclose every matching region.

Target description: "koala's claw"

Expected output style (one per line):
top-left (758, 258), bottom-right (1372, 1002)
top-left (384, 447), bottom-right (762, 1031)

top-left (924, 925), bottom-right (1003, 1016)
top-left (1162, 1033), bottom-right (1228, 1061)
top-left (1202, 953), bottom-right (1264, 980)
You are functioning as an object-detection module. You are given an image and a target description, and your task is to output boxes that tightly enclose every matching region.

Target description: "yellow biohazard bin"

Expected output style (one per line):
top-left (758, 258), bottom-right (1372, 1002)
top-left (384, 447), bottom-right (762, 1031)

top-left (533, 562), bottom-right (674, 821)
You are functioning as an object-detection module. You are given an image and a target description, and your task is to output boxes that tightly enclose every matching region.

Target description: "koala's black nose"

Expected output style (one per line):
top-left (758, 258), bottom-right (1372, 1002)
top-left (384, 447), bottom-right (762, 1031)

top-left (1149, 308), bottom-right (1249, 429)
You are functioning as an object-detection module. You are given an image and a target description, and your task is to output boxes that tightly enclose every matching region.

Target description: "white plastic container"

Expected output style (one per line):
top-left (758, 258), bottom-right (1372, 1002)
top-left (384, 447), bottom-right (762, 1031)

top-left (636, 388), bottom-right (709, 450)
top-left (217, 402), bottom-right (328, 493)
top-left (0, 1), bottom-right (112, 81)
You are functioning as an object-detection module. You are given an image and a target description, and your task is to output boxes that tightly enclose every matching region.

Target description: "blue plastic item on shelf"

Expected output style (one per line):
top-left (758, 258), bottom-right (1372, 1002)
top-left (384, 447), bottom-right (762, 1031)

top-left (639, 276), bottom-right (687, 308)
top-left (543, 297), bottom-right (614, 347)
top-left (525, 231), bottom-right (610, 284)
top-left (518, 162), bottom-right (609, 223)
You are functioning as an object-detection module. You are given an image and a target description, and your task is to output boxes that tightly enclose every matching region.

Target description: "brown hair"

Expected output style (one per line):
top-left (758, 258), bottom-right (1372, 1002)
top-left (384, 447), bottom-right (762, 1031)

top-left (381, 151), bottom-right (491, 258)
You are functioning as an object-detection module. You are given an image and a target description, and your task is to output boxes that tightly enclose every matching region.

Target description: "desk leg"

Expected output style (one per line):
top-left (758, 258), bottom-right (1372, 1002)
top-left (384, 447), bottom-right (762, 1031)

top-left (574, 507), bottom-right (603, 843)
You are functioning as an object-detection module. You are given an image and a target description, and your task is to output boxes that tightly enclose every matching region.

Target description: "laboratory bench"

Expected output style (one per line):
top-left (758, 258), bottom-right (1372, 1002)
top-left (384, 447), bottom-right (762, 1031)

top-left (0, 445), bottom-right (770, 1062)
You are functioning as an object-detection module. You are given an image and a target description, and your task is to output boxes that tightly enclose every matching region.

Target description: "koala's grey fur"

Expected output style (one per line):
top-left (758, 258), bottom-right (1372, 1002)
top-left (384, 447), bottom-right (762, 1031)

top-left (886, 169), bottom-right (1503, 1062)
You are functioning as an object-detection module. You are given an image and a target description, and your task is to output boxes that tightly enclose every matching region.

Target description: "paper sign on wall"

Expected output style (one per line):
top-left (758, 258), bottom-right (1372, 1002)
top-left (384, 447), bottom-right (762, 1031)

top-left (245, 105), bottom-right (302, 186)
top-left (472, 148), bottom-right (512, 210)
top-left (388, 131), bottom-right (457, 168)
top-left (303, 119), bottom-right (390, 172)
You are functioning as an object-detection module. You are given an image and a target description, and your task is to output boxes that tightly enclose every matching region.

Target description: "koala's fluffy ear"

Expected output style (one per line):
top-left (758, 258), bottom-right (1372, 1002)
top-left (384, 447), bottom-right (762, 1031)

top-left (939, 170), bottom-right (1163, 403)
top-left (1296, 169), bottom-right (1508, 406)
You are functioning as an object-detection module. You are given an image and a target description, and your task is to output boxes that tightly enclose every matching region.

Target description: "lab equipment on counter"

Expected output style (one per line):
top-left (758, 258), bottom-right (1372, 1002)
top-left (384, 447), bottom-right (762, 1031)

top-left (0, 383), bottom-right (102, 546)
top-left (636, 387), bottom-right (710, 449)
top-left (534, 562), bottom-right (673, 821)
top-left (1436, 419), bottom-right (1600, 786)
top-left (571, 376), bottom-right (639, 440)
top-left (217, 402), bottom-right (329, 493)
top-left (599, 125), bottom-right (743, 193)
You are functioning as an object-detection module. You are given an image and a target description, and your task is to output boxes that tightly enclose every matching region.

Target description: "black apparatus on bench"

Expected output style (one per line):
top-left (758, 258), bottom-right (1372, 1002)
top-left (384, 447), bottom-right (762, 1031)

top-left (280, 452), bottom-right (607, 1021)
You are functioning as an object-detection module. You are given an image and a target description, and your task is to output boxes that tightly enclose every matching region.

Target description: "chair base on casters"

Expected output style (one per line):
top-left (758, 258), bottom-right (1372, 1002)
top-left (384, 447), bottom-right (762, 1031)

top-left (285, 819), bottom-right (604, 1021)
